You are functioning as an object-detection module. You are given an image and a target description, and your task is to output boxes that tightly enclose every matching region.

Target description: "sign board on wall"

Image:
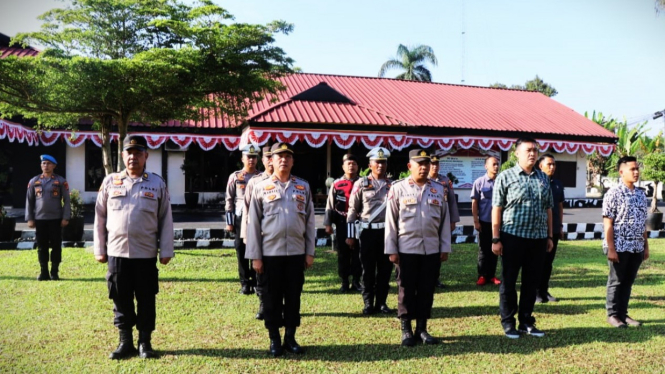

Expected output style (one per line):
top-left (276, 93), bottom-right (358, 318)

top-left (437, 148), bottom-right (501, 189)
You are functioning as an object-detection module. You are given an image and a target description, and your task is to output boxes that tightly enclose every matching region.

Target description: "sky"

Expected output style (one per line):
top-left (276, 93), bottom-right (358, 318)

top-left (3, 0), bottom-right (665, 134)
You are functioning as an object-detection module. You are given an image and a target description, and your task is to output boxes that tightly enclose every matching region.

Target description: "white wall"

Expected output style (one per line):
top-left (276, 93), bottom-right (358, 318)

top-left (167, 151), bottom-right (185, 205)
top-left (454, 150), bottom-right (589, 203)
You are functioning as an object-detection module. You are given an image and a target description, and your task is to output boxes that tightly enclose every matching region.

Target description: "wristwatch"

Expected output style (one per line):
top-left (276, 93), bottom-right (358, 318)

top-left (492, 237), bottom-right (501, 244)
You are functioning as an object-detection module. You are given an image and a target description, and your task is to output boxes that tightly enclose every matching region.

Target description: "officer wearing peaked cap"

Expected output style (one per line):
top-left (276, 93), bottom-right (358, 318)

top-left (26, 154), bottom-right (71, 281)
top-left (347, 146), bottom-right (395, 315)
top-left (324, 153), bottom-right (361, 293)
top-left (246, 142), bottom-right (316, 356)
top-left (428, 152), bottom-right (460, 289)
top-left (94, 134), bottom-right (174, 359)
top-left (226, 143), bottom-right (260, 295)
top-left (386, 149), bottom-right (451, 346)
top-left (240, 145), bottom-right (274, 320)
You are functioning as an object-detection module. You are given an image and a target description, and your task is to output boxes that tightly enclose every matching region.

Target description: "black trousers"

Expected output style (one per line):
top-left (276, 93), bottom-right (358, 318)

top-left (106, 256), bottom-right (159, 332)
top-left (35, 219), bottom-right (62, 264)
top-left (537, 236), bottom-right (560, 297)
top-left (335, 217), bottom-right (361, 283)
top-left (477, 220), bottom-right (498, 279)
top-left (606, 251), bottom-right (644, 318)
top-left (396, 253), bottom-right (441, 319)
top-left (359, 228), bottom-right (393, 306)
top-left (257, 255), bottom-right (305, 329)
top-left (499, 232), bottom-right (546, 328)
top-left (234, 215), bottom-right (256, 287)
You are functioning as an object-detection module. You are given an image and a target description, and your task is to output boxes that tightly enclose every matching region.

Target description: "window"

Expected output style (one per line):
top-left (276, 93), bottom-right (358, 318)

top-left (554, 161), bottom-right (576, 188)
top-left (85, 142), bottom-right (117, 191)
top-left (183, 143), bottom-right (239, 192)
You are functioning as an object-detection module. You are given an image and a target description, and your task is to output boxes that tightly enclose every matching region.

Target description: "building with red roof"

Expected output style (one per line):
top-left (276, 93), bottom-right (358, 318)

top-left (0, 32), bottom-right (616, 208)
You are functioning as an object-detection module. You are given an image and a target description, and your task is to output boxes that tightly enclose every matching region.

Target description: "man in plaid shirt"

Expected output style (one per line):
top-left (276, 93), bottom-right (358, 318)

top-left (492, 137), bottom-right (554, 339)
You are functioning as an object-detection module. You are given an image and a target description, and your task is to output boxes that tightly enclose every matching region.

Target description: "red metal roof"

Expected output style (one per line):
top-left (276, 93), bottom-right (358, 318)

top-left (0, 46), bottom-right (39, 58)
top-left (251, 100), bottom-right (400, 125)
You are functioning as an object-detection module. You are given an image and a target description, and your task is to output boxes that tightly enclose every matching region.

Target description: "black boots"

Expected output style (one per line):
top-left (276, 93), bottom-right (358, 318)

top-left (400, 319), bottom-right (416, 347)
top-left (255, 302), bottom-right (264, 320)
top-left (109, 329), bottom-right (138, 360)
top-left (362, 297), bottom-right (375, 315)
top-left (50, 263), bottom-right (60, 281)
top-left (268, 328), bottom-right (284, 357)
top-left (138, 330), bottom-right (157, 359)
top-left (351, 278), bottom-right (362, 292)
top-left (415, 319), bottom-right (438, 345)
top-left (283, 327), bottom-right (304, 354)
top-left (37, 263), bottom-right (50, 281)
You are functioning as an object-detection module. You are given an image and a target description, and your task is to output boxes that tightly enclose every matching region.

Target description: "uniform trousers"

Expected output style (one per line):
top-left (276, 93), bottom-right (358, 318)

top-left (257, 255), bottom-right (305, 329)
top-left (359, 228), bottom-right (393, 306)
top-left (499, 232), bottom-right (546, 329)
top-left (335, 217), bottom-right (361, 283)
top-left (396, 253), bottom-right (441, 319)
top-left (477, 220), bottom-right (498, 279)
top-left (537, 236), bottom-right (560, 297)
top-left (234, 215), bottom-right (256, 287)
top-left (106, 256), bottom-right (158, 332)
top-left (606, 251), bottom-right (644, 318)
top-left (35, 219), bottom-right (62, 264)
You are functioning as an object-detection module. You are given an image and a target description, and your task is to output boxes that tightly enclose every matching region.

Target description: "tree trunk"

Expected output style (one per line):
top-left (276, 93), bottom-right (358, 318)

top-left (652, 181), bottom-right (660, 213)
top-left (116, 116), bottom-right (129, 172)
top-left (100, 116), bottom-right (114, 176)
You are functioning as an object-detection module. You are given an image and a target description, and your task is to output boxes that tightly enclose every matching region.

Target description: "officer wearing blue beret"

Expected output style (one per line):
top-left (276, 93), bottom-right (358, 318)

top-left (25, 154), bottom-right (71, 281)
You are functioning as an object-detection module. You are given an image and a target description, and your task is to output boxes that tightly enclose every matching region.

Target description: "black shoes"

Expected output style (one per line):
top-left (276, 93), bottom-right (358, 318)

top-left (362, 299), bottom-right (375, 315)
top-left (109, 329), bottom-right (138, 360)
top-left (377, 304), bottom-right (393, 315)
top-left (436, 280), bottom-right (446, 289)
top-left (339, 283), bottom-right (351, 293)
top-left (415, 319), bottom-right (438, 345)
top-left (504, 326), bottom-right (520, 339)
top-left (400, 319), bottom-right (416, 347)
top-left (255, 302), bottom-right (264, 320)
top-left (268, 328), bottom-right (284, 357)
top-left (37, 263), bottom-right (50, 281)
top-left (536, 292), bottom-right (557, 303)
top-left (240, 285), bottom-right (254, 295)
top-left (50, 263), bottom-right (60, 281)
top-left (138, 331), bottom-right (157, 359)
top-left (607, 315), bottom-right (627, 328)
top-left (518, 323), bottom-right (545, 337)
top-left (351, 279), bottom-right (362, 292)
top-left (283, 327), bottom-right (304, 354)
top-left (624, 316), bottom-right (642, 327)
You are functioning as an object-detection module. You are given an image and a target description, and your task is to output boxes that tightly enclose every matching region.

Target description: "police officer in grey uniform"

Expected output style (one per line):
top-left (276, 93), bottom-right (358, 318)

top-left (347, 147), bottom-right (394, 315)
top-left (324, 153), bottom-right (361, 293)
top-left (429, 152), bottom-right (460, 288)
top-left (386, 149), bottom-right (451, 346)
top-left (94, 135), bottom-right (174, 360)
top-left (242, 145), bottom-right (273, 320)
top-left (226, 144), bottom-right (260, 295)
top-left (246, 142), bottom-right (315, 357)
top-left (25, 154), bottom-right (71, 281)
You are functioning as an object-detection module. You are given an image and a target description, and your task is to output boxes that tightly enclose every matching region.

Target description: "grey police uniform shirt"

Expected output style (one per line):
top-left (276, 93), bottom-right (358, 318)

top-left (429, 174), bottom-right (460, 223)
top-left (25, 173), bottom-right (71, 221)
top-left (385, 178), bottom-right (451, 255)
top-left (240, 171), bottom-right (271, 240)
top-left (346, 176), bottom-right (393, 233)
top-left (94, 170), bottom-right (174, 259)
top-left (225, 170), bottom-right (259, 225)
top-left (245, 174), bottom-right (316, 259)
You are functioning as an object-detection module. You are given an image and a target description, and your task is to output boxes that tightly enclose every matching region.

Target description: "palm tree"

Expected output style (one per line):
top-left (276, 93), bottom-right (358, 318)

top-left (378, 44), bottom-right (438, 82)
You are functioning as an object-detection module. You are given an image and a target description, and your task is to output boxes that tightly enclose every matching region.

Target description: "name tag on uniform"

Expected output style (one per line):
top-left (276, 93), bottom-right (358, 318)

top-left (402, 197), bottom-right (417, 205)
top-left (110, 188), bottom-right (127, 197)
top-left (428, 198), bottom-right (441, 206)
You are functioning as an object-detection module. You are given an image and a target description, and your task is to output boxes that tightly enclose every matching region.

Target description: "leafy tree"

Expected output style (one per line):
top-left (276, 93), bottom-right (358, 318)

top-left (0, 0), bottom-right (293, 174)
top-left (490, 75), bottom-right (558, 97)
top-left (641, 153), bottom-right (665, 213)
top-left (378, 44), bottom-right (438, 82)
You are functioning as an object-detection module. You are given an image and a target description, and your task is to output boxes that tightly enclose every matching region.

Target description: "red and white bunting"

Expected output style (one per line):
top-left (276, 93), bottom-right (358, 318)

top-left (171, 135), bottom-right (193, 148)
top-left (275, 131), bottom-right (300, 145)
top-left (146, 135), bottom-right (168, 149)
top-left (221, 137), bottom-right (240, 150)
top-left (414, 137), bottom-right (434, 148)
top-left (457, 138), bottom-right (475, 149)
top-left (196, 136), bottom-right (218, 151)
top-left (66, 133), bottom-right (89, 147)
top-left (304, 133), bottom-right (327, 148)
top-left (360, 135), bottom-right (384, 148)
top-left (332, 134), bottom-right (356, 149)
top-left (387, 135), bottom-right (412, 150)
top-left (436, 138), bottom-right (455, 151)
top-left (40, 132), bottom-right (60, 146)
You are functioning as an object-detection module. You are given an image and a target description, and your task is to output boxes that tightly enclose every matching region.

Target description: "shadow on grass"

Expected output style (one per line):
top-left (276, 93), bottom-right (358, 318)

top-left (162, 325), bottom-right (665, 361)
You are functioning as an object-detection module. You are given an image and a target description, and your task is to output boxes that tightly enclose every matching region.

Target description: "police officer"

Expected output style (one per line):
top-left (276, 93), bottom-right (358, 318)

top-left (94, 135), bottom-right (174, 359)
top-left (246, 142), bottom-right (315, 357)
top-left (386, 149), bottom-right (451, 346)
top-left (25, 154), bottom-right (71, 281)
top-left (347, 147), bottom-right (394, 315)
top-left (324, 153), bottom-right (361, 293)
top-left (241, 145), bottom-right (273, 320)
top-left (428, 152), bottom-right (460, 288)
top-left (225, 144), bottom-right (260, 295)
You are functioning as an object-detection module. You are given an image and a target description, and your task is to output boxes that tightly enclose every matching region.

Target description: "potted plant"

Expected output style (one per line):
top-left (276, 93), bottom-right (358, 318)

top-left (0, 206), bottom-right (16, 242)
top-left (180, 157), bottom-right (200, 209)
top-left (62, 189), bottom-right (85, 242)
top-left (640, 153), bottom-right (665, 230)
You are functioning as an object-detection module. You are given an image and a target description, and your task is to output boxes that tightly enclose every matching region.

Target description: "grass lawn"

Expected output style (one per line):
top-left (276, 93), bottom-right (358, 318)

top-left (2, 240), bottom-right (665, 373)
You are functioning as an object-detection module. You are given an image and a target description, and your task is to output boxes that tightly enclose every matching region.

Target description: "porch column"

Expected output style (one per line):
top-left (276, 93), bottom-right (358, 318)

top-left (326, 141), bottom-right (332, 191)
